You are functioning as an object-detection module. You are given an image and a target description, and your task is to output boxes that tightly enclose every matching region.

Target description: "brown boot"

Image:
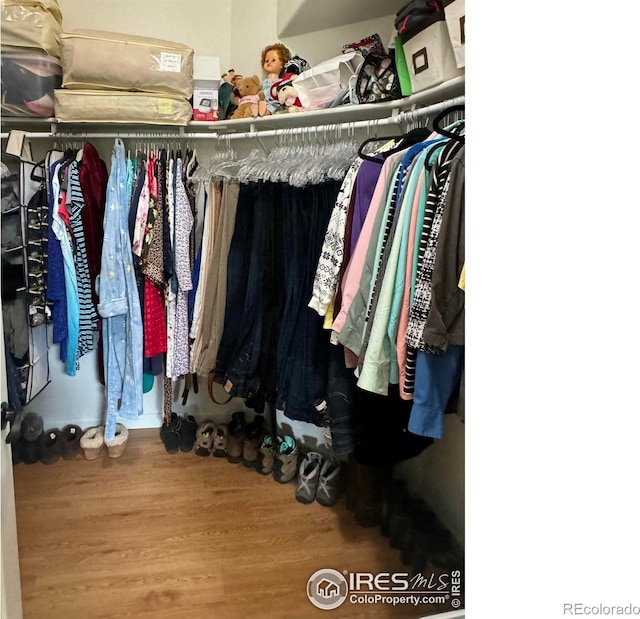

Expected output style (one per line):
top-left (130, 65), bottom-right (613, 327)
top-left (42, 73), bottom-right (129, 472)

top-left (242, 415), bottom-right (266, 469)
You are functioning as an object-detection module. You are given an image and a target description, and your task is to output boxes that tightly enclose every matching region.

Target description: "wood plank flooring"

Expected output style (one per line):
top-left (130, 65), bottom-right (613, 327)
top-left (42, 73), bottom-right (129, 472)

top-left (13, 429), bottom-right (451, 619)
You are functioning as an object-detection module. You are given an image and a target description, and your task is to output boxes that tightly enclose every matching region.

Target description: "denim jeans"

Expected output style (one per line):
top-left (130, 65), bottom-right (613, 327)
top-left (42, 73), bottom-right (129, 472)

top-left (219, 182), bottom-right (268, 397)
top-left (214, 182), bottom-right (257, 380)
top-left (276, 181), bottom-right (340, 423)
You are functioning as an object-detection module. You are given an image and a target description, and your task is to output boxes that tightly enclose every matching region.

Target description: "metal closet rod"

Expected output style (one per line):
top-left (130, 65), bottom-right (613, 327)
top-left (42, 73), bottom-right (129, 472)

top-left (0, 95), bottom-right (464, 141)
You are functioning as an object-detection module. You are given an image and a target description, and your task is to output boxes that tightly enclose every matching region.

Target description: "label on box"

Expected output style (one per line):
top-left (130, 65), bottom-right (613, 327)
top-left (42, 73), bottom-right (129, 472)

top-left (159, 52), bottom-right (182, 73)
top-left (192, 87), bottom-right (219, 121)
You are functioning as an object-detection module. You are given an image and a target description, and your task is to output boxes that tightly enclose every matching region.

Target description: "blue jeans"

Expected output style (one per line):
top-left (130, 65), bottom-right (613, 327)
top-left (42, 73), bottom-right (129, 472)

top-left (276, 181), bottom-right (339, 423)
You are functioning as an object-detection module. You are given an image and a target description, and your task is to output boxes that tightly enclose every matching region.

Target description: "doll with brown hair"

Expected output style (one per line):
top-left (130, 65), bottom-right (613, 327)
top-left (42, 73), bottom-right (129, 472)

top-left (258, 42), bottom-right (291, 116)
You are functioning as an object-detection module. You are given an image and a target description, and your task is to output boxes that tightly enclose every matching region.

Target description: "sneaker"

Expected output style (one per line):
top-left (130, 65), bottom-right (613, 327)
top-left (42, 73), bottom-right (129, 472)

top-left (160, 413), bottom-right (182, 454)
top-left (194, 420), bottom-right (216, 456)
top-left (255, 434), bottom-right (280, 475)
top-left (295, 452), bottom-right (323, 504)
top-left (316, 458), bottom-right (343, 507)
top-left (242, 415), bottom-right (266, 469)
top-left (212, 424), bottom-right (228, 458)
top-left (39, 428), bottom-right (62, 465)
top-left (273, 435), bottom-right (299, 484)
top-left (179, 415), bottom-right (198, 452)
top-left (226, 411), bottom-right (246, 464)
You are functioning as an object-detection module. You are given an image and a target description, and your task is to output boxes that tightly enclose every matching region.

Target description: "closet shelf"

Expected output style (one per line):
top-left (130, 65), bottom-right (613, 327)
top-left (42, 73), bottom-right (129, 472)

top-left (0, 77), bottom-right (464, 139)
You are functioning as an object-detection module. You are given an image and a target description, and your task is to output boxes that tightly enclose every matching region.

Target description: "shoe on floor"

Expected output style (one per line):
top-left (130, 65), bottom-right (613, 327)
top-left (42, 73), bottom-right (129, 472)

top-left (226, 411), bottom-right (246, 464)
top-left (212, 423), bottom-right (228, 458)
top-left (242, 414), bottom-right (266, 469)
top-left (273, 435), bottom-right (299, 484)
top-left (160, 413), bottom-right (182, 454)
top-left (39, 428), bottom-right (62, 465)
top-left (22, 436), bottom-right (41, 465)
top-left (105, 424), bottom-right (129, 458)
top-left (80, 426), bottom-right (105, 461)
top-left (21, 412), bottom-right (43, 443)
top-left (255, 434), bottom-right (280, 475)
top-left (316, 458), bottom-right (342, 506)
top-left (179, 415), bottom-right (198, 453)
top-left (60, 424), bottom-right (83, 460)
top-left (295, 452), bottom-right (323, 504)
top-left (194, 420), bottom-right (215, 456)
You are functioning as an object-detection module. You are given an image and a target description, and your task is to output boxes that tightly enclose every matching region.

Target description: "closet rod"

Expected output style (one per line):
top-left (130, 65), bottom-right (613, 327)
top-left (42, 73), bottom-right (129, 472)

top-left (0, 95), bottom-right (464, 141)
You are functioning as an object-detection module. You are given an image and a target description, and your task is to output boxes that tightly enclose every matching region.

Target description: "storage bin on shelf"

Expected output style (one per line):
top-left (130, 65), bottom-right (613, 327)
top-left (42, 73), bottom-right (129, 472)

top-left (1, 50), bottom-right (61, 117)
top-left (60, 29), bottom-right (194, 99)
top-left (53, 89), bottom-right (193, 125)
top-left (1, 0), bottom-right (63, 58)
top-left (394, 0), bottom-right (464, 96)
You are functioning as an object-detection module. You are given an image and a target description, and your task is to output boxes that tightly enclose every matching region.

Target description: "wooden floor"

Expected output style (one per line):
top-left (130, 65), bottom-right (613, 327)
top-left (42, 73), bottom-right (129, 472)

top-left (13, 429), bottom-right (451, 619)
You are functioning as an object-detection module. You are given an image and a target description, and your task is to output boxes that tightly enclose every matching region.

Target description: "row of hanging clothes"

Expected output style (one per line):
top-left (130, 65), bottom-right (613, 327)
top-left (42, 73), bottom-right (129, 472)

top-left (309, 105), bottom-right (465, 444)
top-left (192, 104), bottom-right (464, 465)
top-left (36, 138), bottom-right (200, 441)
top-left (28, 101), bottom-right (463, 462)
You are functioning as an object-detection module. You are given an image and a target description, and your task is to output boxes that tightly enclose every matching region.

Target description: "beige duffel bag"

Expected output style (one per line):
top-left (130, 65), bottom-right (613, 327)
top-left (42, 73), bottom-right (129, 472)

top-left (54, 89), bottom-right (193, 125)
top-left (60, 29), bottom-right (193, 98)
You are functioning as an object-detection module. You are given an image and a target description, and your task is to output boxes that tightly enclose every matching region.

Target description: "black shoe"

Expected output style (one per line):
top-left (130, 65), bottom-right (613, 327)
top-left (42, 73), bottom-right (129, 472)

top-left (160, 413), bottom-right (181, 454)
top-left (39, 428), bottom-right (62, 465)
top-left (22, 437), bottom-right (41, 464)
top-left (21, 412), bottom-right (44, 442)
top-left (60, 424), bottom-right (83, 460)
top-left (179, 415), bottom-right (197, 452)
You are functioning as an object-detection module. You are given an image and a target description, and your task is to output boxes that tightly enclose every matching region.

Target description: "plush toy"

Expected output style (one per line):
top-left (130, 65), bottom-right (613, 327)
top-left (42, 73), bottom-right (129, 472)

top-left (229, 75), bottom-right (263, 120)
top-left (272, 76), bottom-right (304, 113)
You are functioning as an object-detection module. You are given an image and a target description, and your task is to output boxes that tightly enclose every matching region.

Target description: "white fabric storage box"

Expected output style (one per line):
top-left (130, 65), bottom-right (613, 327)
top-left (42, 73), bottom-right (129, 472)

top-left (397, 8), bottom-right (464, 94)
top-left (54, 89), bottom-right (193, 125)
top-left (1, 51), bottom-right (62, 117)
top-left (1, 0), bottom-right (62, 57)
top-left (60, 29), bottom-right (194, 98)
top-left (443, 0), bottom-right (465, 68)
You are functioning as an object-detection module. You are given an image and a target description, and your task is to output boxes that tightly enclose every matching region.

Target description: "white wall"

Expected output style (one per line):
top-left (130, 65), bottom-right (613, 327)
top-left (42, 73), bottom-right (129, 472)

top-left (58, 0), bottom-right (233, 67)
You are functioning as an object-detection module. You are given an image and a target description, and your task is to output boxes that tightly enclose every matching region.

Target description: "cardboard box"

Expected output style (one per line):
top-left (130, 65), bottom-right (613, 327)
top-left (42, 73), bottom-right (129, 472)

top-left (192, 55), bottom-right (221, 121)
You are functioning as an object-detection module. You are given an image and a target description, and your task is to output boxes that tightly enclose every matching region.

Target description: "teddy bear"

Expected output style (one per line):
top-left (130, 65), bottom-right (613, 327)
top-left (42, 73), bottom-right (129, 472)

top-left (229, 75), bottom-right (264, 120)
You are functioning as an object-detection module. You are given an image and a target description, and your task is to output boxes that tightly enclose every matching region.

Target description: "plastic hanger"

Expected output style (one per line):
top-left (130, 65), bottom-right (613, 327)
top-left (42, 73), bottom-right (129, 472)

top-left (358, 127), bottom-right (433, 163)
top-left (431, 104), bottom-right (465, 142)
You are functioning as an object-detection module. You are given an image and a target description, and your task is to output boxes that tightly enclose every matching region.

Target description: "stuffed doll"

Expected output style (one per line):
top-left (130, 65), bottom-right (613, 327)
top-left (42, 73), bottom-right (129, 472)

top-left (229, 75), bottom-right (263, 120)
top-left (276, 83), bottom-right (303, 113)
top-left (258, 43), bottom-right (292, 117)
top-left (271, 76), bottom-right (304, 113)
